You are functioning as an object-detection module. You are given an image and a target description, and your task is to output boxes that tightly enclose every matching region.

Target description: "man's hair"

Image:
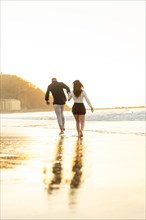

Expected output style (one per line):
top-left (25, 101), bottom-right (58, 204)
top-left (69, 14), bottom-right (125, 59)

top-left (51, 77), bottom-right (57, 82)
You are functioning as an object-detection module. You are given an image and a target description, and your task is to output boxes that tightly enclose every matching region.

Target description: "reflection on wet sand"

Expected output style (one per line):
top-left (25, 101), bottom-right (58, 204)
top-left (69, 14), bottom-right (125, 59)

top-left (70, 138), bottom-right (84, 189)
top-left (43, 136), bottom-right (64, 193)
top-left (43, 136), bottom-right (84, 201)
top-left (69, 138), bottom-right (84, 206)
top-left (0, 155), bottom-right (28, 168)
top-left (0, 137), bottom-right (28, 168)
top-left (43, 136), bottom-right (84, 193)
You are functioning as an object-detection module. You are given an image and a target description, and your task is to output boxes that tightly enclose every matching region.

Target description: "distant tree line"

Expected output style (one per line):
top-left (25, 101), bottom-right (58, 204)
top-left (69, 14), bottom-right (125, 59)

top-left (0, 74), bottom-right (70, 111)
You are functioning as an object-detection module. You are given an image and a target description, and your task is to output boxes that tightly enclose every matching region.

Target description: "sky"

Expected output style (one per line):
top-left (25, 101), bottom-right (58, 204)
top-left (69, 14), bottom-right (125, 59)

top-left (1, 0), bottom-right (145, 108)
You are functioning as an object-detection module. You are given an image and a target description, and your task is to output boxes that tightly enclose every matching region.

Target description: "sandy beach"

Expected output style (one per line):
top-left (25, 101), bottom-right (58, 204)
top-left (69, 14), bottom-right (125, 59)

top-left (1, 110), bottom-right (145, 220)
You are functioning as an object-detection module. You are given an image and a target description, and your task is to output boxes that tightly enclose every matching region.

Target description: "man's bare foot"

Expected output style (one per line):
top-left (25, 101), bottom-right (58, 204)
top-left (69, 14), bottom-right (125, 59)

top-left (59, 130), bottom-right (64, 135)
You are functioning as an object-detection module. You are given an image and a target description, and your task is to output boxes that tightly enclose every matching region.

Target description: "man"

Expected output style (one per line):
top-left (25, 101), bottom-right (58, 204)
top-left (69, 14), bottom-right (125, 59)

top-left (45, 77), bottom-right (70, 135)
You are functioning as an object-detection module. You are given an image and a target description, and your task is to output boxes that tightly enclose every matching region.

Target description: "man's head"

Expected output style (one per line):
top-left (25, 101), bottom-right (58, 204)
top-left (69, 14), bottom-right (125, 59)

top-left (51, 77), bottom-right (57, 82)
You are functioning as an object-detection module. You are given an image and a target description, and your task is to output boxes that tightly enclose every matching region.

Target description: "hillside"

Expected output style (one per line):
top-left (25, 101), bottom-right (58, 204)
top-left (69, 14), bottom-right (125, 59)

top-left (0, 74), bottom-right (70, 111)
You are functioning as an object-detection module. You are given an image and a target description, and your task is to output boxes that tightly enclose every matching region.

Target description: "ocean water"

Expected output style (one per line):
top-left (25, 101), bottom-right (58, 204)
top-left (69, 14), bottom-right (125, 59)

top-left (1, 107), bottom-right (145, 122)
top-left (1, 107), bottom-right (145, 219)
top-left (1, 107), bottom-right (145, 136)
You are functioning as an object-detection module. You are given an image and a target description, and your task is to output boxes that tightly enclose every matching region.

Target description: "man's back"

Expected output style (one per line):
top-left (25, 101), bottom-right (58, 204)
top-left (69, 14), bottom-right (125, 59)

top-left (45, 81), bottom-right (70, 105)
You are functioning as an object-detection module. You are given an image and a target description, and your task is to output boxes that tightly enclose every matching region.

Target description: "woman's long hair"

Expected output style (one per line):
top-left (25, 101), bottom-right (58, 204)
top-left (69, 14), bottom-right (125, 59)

top-left (73, 80), bottom-right (84, 97)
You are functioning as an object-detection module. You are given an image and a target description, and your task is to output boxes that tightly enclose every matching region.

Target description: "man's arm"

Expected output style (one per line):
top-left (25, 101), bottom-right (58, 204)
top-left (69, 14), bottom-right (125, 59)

top-left (45, 86), bottom-right (51, 105)
top-left (68, 92), bottom-right (72, 101)
top-left (62, 83), bottom-right (70, 94)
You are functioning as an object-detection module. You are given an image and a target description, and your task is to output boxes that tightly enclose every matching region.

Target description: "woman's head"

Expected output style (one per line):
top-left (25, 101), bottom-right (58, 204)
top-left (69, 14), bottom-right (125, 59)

top-left (73, 80), bottom-right (84, 97)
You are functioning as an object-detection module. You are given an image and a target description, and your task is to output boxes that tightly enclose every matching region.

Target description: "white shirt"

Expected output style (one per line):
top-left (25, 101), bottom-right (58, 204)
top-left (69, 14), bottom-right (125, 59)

top-left (69, 90), bottom-right (93, 108)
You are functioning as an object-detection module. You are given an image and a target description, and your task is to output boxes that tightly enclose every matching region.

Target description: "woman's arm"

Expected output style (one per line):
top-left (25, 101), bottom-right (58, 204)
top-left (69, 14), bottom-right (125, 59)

top-left (83, 91), bottom-right (94, 112)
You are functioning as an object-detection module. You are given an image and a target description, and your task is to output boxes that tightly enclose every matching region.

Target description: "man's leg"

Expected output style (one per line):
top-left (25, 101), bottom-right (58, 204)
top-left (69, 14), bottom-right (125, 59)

top-left (54, 104), bottom-right (64, 134)
top-left (60, 105), bottom-right (65, 130)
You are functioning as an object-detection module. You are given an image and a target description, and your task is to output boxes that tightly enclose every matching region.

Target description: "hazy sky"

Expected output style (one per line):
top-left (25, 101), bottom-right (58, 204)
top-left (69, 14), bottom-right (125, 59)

top-left (1, 0), bottom-right (145, 108)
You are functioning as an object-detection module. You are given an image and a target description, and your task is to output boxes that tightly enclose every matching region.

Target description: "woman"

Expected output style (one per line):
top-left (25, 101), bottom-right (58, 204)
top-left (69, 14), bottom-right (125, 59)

top-left (68, 80), bottom-right (94, 138)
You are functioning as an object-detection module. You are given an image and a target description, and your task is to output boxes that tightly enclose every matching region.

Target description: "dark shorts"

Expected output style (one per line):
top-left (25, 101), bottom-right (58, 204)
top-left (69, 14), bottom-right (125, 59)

top-left (72, 103), bottom-right (86, 115)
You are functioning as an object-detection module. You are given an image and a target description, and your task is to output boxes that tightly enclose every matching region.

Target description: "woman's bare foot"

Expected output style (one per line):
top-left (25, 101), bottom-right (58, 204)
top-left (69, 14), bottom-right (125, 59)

top-left (78, 130), bottom-right (83, 138)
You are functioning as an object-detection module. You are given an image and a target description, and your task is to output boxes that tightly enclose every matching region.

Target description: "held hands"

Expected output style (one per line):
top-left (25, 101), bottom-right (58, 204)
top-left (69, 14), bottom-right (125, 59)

top-left (46, 101), bottom-right (50, 105)
top-left (68, 92), bottom-right (71, 101)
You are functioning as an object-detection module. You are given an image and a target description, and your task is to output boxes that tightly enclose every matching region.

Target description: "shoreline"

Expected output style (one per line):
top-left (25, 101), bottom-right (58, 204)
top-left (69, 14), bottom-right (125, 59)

top-left (1, 105), bottom-right (145, 114)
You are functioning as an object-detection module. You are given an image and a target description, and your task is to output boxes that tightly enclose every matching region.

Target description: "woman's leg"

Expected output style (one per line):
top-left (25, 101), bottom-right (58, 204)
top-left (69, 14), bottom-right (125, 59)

top-left (79, 115), bottom-right (85, 137)
top-left (73, 115), bottom-right (81, 137)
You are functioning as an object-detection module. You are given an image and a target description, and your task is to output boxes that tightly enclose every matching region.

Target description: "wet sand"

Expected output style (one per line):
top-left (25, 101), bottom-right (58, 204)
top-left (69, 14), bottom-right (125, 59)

top-left (1, 121), bottom-right (145, 219)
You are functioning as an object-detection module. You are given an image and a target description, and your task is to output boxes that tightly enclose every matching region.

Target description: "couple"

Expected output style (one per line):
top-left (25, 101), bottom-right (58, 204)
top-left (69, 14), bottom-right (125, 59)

top-left (45, 78), bottom-right (94, 138)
